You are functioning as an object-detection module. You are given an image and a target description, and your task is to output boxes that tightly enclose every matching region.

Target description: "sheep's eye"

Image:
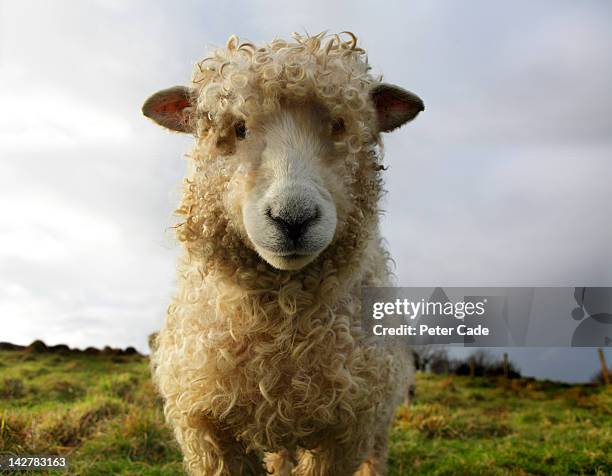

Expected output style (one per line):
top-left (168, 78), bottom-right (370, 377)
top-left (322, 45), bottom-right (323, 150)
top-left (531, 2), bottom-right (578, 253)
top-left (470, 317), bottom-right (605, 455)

top-left (234, 120), bottom-right (247, 140)
top-left (331, 118), bottom-right (345, 135)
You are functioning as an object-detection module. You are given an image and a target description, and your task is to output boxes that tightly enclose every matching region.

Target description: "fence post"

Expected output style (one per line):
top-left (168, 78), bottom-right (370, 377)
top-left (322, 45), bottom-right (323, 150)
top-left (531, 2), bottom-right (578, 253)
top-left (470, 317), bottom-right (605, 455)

top-left (597, 348), bottom-right (609, 385)
top-left (503, 352), bottom-right (509, 379)
top-left (469, 358), bottom-right (475, 378)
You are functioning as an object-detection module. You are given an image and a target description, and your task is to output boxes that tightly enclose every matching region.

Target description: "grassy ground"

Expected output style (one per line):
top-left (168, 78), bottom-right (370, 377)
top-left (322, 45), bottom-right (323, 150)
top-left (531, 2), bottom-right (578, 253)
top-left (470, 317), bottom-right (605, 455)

top-left (0, 349), bottom-right (610, 475)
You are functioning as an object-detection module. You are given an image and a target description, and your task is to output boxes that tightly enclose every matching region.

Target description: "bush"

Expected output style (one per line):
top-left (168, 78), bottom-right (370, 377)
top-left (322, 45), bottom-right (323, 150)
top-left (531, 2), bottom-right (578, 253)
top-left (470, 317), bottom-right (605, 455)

top-left (412, 347), bottom-right (451, 374)
top-left (451, 351), bottom-right (521, 378)
top-left (419, 349), bottom-right (521, 378)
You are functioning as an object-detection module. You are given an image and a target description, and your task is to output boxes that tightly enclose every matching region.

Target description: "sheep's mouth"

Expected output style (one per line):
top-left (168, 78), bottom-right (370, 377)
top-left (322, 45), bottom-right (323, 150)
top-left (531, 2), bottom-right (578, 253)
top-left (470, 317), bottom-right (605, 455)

top-left (256, 248), bottom-right (321, 271)
top-left (274, 251), bottom-right (310, 259)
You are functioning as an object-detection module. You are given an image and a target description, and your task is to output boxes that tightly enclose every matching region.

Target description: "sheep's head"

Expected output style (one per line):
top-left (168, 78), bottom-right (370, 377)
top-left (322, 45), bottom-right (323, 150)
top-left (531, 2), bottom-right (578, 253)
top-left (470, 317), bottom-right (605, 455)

top-left (143, 33), bottom-right (423, 272)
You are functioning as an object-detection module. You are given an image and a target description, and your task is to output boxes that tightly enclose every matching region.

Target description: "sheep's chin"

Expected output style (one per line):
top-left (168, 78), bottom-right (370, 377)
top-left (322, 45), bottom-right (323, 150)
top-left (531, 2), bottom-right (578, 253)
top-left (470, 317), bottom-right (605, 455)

top-left (256, 249), bottom-right (320, 271)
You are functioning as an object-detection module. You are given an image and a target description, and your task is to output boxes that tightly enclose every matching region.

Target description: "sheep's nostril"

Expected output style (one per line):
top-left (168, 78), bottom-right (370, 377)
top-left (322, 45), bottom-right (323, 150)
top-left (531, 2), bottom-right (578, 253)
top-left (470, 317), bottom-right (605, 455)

top-left (267, 207), bottom-right (319, 242)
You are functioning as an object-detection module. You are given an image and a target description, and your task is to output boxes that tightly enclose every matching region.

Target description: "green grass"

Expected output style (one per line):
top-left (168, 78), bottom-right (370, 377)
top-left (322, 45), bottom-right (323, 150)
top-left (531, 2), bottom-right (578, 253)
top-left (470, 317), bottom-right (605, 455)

top-left (1, 350), bottom-right (610, 475)
top-left (0, 350), bottom-right (183, 475)
top-left (390, 375), bottom-right (611, 475)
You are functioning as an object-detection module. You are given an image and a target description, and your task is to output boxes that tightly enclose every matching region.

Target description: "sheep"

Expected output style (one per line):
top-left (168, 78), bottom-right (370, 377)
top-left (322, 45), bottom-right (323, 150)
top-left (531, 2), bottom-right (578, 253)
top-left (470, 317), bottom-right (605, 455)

top-left (142, 31), bottom-right (424, 476)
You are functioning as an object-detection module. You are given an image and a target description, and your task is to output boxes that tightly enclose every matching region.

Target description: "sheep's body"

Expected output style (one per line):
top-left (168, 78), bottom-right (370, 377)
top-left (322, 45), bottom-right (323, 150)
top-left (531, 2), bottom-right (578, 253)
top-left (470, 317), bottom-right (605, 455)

top-left (155, 237), bottom-right (411, 475)
top-left (146, 32), bottom-right (421, 475)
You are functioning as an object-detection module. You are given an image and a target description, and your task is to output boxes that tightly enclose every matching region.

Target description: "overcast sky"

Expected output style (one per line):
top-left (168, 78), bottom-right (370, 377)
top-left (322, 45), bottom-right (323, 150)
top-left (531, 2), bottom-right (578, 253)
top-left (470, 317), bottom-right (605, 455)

top-left (1, 1), bottom-right (610, 382)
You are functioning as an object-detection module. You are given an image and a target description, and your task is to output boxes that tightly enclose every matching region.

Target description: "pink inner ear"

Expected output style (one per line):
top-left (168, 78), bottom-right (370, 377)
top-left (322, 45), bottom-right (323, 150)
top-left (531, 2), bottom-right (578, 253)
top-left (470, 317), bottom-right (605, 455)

top-left (376, 94), bottom-right (414, 117)
top-left (387, 98), bottom-right (408, 112)
top-left (373, 93), bottom-right (407, 119)
top-left (155, 98), bottom-right (190, 114)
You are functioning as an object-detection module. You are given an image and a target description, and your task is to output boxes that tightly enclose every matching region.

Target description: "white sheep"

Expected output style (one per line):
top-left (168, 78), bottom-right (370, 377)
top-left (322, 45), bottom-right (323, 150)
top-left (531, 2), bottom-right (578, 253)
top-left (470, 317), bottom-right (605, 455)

top-left (143, 31), bottom-right (424, 476)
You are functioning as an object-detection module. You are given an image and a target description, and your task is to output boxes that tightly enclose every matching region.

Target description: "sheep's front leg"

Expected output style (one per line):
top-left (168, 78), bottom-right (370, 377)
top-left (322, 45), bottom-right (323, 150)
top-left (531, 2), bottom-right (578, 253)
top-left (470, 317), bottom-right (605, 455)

top-left (172, 414), bottom-right (264, 476)
top-left (264, 448), bottom-right (295, 475)
top-left (353, 436), bottom-right (388, 476)
top-left (293, 440), bottom-right (369, 476)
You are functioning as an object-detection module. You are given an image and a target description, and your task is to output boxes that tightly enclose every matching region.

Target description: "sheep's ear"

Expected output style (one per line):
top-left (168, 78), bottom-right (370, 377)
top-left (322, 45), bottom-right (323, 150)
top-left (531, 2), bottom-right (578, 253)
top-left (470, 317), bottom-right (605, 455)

top-left (142, 86), bottom-right (194, 133)
top-left (370, 83), bottom-right (424, 133)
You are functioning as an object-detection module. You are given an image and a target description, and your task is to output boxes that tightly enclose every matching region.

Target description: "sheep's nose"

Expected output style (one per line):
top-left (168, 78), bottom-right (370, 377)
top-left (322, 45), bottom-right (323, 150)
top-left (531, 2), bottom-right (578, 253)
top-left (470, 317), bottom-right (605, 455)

top-left (267, 205), bottom-right (319, 242)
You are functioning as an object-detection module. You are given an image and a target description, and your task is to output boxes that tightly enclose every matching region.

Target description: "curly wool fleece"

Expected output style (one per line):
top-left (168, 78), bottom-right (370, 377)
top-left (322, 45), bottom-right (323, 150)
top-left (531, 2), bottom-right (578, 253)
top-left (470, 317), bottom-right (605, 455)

top-left (150, 32), bottom-right (415, 475)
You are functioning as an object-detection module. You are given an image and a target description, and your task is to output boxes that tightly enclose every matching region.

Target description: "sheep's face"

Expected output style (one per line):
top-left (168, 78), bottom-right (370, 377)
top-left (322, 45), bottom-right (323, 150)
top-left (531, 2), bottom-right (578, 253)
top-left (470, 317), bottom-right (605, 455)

top-left (142, 34), bottom-right (424, 271)
top-left (230, 102), bottom-right (347, 270)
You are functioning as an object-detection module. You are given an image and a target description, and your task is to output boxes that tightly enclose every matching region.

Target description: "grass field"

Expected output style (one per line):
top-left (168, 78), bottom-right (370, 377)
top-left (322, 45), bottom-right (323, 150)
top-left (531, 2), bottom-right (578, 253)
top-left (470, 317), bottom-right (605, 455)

top-left (0, 348), bottom-right (610, 475)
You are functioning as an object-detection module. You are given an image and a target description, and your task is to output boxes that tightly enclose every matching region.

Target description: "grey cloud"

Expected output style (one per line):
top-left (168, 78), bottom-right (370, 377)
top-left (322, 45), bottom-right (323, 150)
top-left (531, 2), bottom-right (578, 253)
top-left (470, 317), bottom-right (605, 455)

top-left (1, 0), bottom-right (611, 381)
